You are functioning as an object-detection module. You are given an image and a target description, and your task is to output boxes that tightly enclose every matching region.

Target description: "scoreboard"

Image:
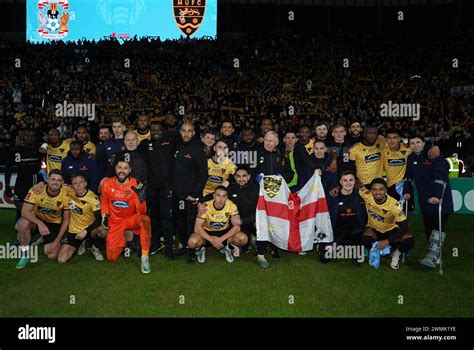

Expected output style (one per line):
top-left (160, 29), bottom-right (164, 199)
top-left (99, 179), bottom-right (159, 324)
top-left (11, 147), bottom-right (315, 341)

top-left (27, 0), bottom-right (217, 43)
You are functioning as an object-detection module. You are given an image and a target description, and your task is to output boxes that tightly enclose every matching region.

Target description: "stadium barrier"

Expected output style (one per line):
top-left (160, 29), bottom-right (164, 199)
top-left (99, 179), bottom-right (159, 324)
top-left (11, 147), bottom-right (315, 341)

top-left (0, 172), bottom-right (473, 213)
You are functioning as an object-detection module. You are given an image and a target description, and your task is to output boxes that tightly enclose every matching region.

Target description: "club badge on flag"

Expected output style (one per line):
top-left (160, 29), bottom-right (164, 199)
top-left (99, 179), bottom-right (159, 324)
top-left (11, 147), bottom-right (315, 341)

top-left (256, 172), bottom-right (333, 252)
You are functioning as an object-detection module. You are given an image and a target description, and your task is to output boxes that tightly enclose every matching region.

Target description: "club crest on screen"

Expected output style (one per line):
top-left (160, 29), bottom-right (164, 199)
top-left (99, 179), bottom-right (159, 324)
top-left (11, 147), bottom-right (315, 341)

top-left (173, 0), bottom-right (206, 37)
top-left (37, 0), bottom-right (69, 40)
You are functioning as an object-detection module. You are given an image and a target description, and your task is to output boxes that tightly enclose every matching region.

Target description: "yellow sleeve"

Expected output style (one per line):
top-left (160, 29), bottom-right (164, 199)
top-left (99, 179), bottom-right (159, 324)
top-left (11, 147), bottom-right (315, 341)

top-left (394, 203), bottom-right (407, 222)
top-left (358, 187), bottom-right (370, 200)
top-left (229, 161), bottom-right (237, 176)
top-left (349, 145), bottom-right (358, 161)
top-left (230, 202), bottom-right (239, 216)
top-left (24, 188), bottom-right (37, 205)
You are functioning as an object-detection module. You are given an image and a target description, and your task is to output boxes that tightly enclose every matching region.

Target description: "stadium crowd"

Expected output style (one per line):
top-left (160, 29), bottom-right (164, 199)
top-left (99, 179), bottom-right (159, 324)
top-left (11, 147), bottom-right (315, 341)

top-left (1, 35), bottom-right (472, 273)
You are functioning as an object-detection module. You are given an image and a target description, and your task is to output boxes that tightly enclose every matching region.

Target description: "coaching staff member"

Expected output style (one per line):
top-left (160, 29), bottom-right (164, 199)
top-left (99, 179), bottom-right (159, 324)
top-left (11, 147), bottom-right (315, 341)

top-left (172, 121), bottom-right (208, 260)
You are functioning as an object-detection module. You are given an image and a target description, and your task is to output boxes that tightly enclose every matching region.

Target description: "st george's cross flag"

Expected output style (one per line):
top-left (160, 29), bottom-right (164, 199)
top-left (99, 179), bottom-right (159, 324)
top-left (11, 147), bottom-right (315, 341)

top-left (256, 173), bottom-right (333, 252)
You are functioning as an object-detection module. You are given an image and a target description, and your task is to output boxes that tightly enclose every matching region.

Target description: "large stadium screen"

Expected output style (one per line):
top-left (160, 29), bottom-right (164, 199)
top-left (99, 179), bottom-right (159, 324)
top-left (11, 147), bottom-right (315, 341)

top-left (26, 0), bottom-right (217, 43)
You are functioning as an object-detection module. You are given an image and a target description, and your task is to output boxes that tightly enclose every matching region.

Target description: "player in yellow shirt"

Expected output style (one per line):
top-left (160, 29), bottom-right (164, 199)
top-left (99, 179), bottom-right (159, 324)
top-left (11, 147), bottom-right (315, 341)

top-left (16, 169), bottom-right (70, 269)
top-left (40, 128), bottom-right (71, 174)
top-left (57, 173), bottom-right (104, 264)
top-left (133, 114), bottom-right (151, 145)
top-left (203, 139), bottom-right (237, 196)
top-left (348, 126), bottom-right (384, 186)
top-left (76, 126), bottom-right (96, 158)
top-left (383, 129), bottom-right (440, 201)
top-left (359, 178), bottom-right (414, 270)
top-left (188, 186), bottom-right (248, 264)
top-left (298, 125), bottom-right (315, 155)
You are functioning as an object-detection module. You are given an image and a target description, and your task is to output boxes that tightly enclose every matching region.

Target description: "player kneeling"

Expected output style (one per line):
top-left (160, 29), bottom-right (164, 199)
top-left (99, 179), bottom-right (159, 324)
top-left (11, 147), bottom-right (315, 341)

top-left (16, 169), bottom-right (70, 269)
top-left (188, 186), bottom-right (248, 264)
top-left (360, 178), bottom-right (414, 270)
top-left (57, 173), bottom-right (104, 264)
top-left (100, 159), bottom-right (152, 274)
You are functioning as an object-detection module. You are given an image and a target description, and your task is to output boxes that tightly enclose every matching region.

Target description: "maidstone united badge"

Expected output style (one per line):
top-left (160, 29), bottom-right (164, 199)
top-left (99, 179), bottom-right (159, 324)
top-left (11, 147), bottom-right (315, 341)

top-left (173, 0), bottom-right (206, 37)
top-left (37, 0), bottom-right (69, 40)
top-left (263, 176), bottom-right (282, 199)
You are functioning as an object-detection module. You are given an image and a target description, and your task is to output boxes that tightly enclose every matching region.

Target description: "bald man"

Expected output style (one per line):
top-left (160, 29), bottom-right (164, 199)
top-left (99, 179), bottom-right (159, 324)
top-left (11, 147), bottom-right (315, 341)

top-left (172, 122), bottom-right (208, 261)
top-left (110, 131), bottom-right (147, 186)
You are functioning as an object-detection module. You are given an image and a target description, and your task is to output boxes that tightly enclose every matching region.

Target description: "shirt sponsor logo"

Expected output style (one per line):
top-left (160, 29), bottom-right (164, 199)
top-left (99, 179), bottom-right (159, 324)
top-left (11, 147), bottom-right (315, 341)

top-left (48, 155), bottom-right (62, 163)
top-left (208, 175), bottom-right (223, 183)
top-left (111, 200), bottom-right (130, 209)
top-left (368, 210), bottom-right (384, 222)
top-left (209, 222), bottom-right (225, 229)
top-left (387, 158), bottom-right (406, 166)
top-left (37, 206), bottom-right (56, 215)
top-left (364, 153), bottom-right (381, 163)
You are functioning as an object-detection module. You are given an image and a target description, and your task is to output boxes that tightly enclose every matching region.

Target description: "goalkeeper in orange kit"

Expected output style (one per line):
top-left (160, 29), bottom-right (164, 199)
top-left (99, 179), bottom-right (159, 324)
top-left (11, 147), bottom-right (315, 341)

top-left (100, 158), bottom-right (152, 274)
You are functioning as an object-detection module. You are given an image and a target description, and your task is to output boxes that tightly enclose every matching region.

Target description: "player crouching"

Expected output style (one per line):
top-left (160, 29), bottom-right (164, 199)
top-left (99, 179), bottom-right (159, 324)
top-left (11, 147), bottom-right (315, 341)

top-left (188, 186), bottom-right (248, 264)
top-left (57, 173), bottom-right (104, 264)
top-left (100, 158), bottom-right (152, 274)
top-left (359, 178), bottom-right (415, 270)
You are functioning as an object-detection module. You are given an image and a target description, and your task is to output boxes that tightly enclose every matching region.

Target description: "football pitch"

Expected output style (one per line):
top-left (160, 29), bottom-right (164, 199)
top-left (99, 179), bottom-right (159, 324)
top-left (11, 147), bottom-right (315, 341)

top-left (0, 209), bottom-right (473, 318)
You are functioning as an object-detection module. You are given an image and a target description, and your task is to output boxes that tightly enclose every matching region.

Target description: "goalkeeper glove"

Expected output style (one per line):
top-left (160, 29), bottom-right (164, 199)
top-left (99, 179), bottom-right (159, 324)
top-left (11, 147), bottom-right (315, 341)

top-left (132, 182), bottom-right (147, 203)
top-left (101, 214), bottom-right (109, 231)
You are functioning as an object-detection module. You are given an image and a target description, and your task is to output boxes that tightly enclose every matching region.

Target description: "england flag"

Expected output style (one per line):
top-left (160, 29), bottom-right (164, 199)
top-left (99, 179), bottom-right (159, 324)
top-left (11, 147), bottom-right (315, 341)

top-left (256, 173), bottom-right (333, 252)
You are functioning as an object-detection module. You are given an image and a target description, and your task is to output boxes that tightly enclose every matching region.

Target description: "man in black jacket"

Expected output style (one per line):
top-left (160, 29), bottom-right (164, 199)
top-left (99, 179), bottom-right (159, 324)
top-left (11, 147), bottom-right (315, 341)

top-left (139, 122), bottom-right (174, 259)
top-left (172, 122), bottom-right (208, 261)
top-left (111, 131), bottom-right (147, 187)
top-left (254, 131), bottom-right (294, 268)
top-left (106, 132), bottom-right (148, 255)
top-left (227, 166), bottom-right (259, 252)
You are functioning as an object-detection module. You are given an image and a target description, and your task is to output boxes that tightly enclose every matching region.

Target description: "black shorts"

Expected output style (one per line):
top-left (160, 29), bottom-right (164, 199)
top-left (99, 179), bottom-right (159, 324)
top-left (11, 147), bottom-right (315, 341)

top-left (365, 226), bottom-right (400, 241)
top-left (61, 232), bottom-right (88, 249)
top-left (241, 224), bottom-right (256, 236)
top-left (36, 222), bottom-right (61, 245)
top-left (204, 228), bottom-right (230, 247)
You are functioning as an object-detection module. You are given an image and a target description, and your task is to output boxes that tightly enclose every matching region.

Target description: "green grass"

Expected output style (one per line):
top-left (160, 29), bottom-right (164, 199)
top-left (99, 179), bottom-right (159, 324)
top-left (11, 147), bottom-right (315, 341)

top-left (0, 210), bottom-right (473, 317)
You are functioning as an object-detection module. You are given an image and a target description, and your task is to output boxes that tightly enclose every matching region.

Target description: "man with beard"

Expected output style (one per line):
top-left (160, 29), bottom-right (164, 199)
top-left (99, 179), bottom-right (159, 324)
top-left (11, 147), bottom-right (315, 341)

top-left (349, 121), bottom-right (363, 145)
top-left (111, 132), bottom-right (147, 186)
top-left (5, 130), bottom-right (43, 223)
top-left (133, 114), bottom-right (151, 145)
top-left (172, 122), bottom-right (208, 261)
top-left (100, 159), bottom-right (151, 273)
top-left (139, 122), bottom-right (174, 259)
top-left (96, 125), bottom-right (112, 181)
top-left (315, 122), bottom-right (331, 143)
top-left (75, 126), bottom-right (96, 158)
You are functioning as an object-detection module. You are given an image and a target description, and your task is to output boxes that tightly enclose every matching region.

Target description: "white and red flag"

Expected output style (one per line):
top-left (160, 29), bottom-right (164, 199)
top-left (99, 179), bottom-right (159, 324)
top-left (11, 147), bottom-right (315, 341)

top-left (256, 173), bottom-right (333, 252)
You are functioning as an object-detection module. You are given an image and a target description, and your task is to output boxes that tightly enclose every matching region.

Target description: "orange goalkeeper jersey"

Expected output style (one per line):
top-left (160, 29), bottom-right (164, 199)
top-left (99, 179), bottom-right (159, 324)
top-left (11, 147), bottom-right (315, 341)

top-left (100, 176), bottom-right (146, 221)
